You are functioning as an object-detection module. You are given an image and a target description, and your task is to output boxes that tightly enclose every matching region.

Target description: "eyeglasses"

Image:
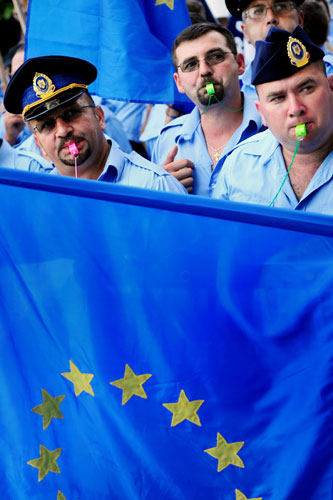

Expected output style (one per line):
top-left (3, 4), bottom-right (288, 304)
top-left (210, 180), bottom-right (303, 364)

top-left (177, 50), bottom-right (235, 73)
top-left (243, 1), bottom-right (296, 19)
top-left (33, 105), bottom-right (95, 134)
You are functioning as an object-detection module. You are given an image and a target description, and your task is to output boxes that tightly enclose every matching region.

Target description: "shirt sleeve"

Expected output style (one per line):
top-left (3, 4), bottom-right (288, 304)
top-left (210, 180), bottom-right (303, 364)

top-left (151, 173), bottom-right (188, 194)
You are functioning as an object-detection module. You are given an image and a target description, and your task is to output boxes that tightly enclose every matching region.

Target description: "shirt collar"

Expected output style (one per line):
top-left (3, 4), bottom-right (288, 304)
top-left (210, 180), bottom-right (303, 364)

top-left (98, 138), bottom-right (125, 182)
top-left (49, 135), bottom-right (125, 181)
top-left (260, 130), bottom-right (284, 166)
top-left (242, 92), bottom-right (262, 128)
top-left (174, 107), bottom-right (202, 142)
top-left (174, 91), bottom-right (262, 142)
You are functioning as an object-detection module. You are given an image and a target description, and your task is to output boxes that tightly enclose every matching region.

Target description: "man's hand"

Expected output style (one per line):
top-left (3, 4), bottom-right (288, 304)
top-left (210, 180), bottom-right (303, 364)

top-left (162, 145), bottom-right (194, 194)
top-left (4, 112), bottom-right (25, 146)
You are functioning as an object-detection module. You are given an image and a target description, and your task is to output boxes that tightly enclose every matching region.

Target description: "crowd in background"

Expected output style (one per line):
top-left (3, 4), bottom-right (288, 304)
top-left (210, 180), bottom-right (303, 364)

top-left (0, 0), bottom-right (332, 213)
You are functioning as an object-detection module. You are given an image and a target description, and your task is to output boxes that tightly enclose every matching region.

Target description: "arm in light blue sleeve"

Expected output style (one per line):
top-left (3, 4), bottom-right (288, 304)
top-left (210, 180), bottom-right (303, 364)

top-left (151, 172), bottom-right (188, 194)
top-left (0, 138), bottom-right (53, 173)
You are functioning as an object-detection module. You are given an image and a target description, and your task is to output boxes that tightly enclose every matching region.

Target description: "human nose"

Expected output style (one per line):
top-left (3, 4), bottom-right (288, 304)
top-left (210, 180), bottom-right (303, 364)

top-left (265, 5), bottom-right (279, 23)
top-left (198, 58), bottom-right (212, 75)
top-left (54, 116), bottom-right (73, 136)
top-left (287, 94), bottom-right (306, 117)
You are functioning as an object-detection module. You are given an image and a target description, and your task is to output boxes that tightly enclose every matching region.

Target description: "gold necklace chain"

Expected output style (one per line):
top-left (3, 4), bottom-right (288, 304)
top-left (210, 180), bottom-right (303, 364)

top-left (206, 142), bottom-right (227, 165)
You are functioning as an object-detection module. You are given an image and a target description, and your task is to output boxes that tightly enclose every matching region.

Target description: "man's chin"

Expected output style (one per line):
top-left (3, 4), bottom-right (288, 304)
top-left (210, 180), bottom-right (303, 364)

top-left (58, 145), bottom-right (90, 166)
top-left (59, 157), bottom-right (77, 167)
top-left (198, 92), bottom-right (224, 106)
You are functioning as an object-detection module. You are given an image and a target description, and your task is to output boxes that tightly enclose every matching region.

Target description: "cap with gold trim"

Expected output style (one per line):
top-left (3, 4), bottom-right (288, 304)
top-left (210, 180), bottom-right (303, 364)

top-left (251, 26), bottom-right (325, 85)
top-left (4, 55), bottom-right (97, 121)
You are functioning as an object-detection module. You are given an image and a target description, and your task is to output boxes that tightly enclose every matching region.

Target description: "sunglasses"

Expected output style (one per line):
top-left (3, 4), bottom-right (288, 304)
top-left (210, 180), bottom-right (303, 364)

top-left (33, 105), bottom-right (95, 134)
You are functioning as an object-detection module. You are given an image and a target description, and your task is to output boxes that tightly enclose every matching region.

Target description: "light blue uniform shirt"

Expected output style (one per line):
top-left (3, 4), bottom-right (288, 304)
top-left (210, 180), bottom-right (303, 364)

top-left (239, 63), bottom-right (258, 102)
top-left (103, 100), bottom-right (148, 142)
top-left (92, 96), bottom-right (132, 153)
top-left (16, 133), bottom-right (43, 154)
top-left (0, 138), bottom-right (53, 173)
top-left (140, 103), bottom-right (195, 159)
top-left (212, 129), bottom-right (333, 216)
top-left (324, 53), bottom-right (333, 76)
top-left (50, 139), bottom-right (187, 194)
top-left (0, 114), bottom-right (32, 147)
top-left (151, 95), bottom-right (263, 197)
top-left (140, 104), bottom-right (168, 159)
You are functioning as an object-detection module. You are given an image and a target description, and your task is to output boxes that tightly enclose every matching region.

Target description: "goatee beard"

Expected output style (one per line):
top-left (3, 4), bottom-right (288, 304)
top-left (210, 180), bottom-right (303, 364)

top-left (197, 82), bottom-right (224, 106)
top-left (58, 136), bottom-right (90, 166)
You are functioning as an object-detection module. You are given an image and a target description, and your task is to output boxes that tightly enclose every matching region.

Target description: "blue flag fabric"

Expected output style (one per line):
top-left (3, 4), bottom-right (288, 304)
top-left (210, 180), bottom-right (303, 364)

top-left (25, 0), bottom-right (192, 106)
top-left (0, 168), bottom-right (332, 500)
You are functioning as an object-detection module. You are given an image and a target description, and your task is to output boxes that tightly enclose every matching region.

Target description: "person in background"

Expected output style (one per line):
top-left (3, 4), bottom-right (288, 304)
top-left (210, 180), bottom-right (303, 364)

top-left (302, 0), bottom-right (333, 52)
top-left (0, 43), bottom-right (29, 147)
top-left (225, 0), bottom-right (305, 100)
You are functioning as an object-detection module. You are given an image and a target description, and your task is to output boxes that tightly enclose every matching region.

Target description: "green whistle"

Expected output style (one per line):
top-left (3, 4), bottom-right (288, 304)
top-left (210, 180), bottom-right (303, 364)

top-left (206, 83), bottom-right (215, 95)
top-left (295, 123), bottom-right (307, 138)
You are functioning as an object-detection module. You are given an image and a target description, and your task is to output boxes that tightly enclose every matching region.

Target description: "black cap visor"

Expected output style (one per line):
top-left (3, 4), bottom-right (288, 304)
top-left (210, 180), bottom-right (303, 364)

top-left (24, 88), bottom-right (87, 122)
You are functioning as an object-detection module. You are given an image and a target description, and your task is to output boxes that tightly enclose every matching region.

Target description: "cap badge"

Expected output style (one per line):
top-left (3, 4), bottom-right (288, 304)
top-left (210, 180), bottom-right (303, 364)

top-left (33, 73), bottom-right (56, 99)
top-left (287, 37), bottom-right (310, 68)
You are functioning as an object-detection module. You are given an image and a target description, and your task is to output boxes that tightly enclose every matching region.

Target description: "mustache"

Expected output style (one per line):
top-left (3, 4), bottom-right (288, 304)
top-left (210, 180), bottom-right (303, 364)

top-left (198, 78), bottom-right (219, 90)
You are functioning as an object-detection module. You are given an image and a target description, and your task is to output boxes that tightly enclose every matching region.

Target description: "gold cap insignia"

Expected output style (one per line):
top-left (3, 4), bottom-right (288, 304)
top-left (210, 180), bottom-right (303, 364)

top-left (287, 37), bottom-right (310, 68)
top-left (33, 73), bottom-right (56, 100)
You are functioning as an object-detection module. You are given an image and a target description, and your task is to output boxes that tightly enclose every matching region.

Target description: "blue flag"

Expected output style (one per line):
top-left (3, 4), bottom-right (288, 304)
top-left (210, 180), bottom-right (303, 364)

top-left (0, 168), bottom-right (332, 500)
top-left (25, 0), bottom-right (192, 106)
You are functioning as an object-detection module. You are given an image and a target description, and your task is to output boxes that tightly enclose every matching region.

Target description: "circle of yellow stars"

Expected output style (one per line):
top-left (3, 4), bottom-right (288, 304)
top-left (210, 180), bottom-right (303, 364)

top-left (27, 360), bottom-right (263, 500)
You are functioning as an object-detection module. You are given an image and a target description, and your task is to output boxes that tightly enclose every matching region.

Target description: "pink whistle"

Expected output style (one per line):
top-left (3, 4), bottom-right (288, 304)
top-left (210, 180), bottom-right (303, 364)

top-left (68, 142), bottom-right (79, 156)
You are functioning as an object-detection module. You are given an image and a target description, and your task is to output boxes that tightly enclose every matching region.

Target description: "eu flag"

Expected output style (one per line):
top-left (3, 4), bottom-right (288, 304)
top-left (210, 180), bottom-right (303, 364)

top-left (0, 168), bottom-right (332, 499)
top-left (25, 0), bottom-right (192, 105)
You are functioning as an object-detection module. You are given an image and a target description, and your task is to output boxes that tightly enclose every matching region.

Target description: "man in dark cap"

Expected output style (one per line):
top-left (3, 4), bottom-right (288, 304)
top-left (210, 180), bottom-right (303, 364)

top-left (226, 0), bottom-right (304, 46)
top-left (226, 0), bottom-right (305, 100)
top-left (3, 55), bottom-right (186, 193)
top-left (212, 26), bottom-right (333, 215)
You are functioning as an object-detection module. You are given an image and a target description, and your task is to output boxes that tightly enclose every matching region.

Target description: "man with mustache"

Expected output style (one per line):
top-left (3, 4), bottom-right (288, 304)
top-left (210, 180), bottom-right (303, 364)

top-left (3, 55), bottom-right (186, 193)
top-left (151, 22), bottom-right (263, 196)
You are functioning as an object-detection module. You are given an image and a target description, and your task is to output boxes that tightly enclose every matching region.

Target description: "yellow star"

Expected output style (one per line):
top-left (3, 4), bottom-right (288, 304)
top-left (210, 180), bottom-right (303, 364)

top-left (110, 364), bottom-right (152, 405)
top-left (204, 433), bottom-right (245, 472)
top-left (61, 360), bottom-right (94, 397)
top-left (57, 492), bottom-right (66, 500)
top-left (155, 0), bottom-right (174, 10)
top-left (32, 389), bottom-right (65, 430)
top-left (235, 489), bottom-right (262, 500)
top-left (163, 389), bottom-right (204, 426)
top-left (27, 444), bottom-right (61, 481)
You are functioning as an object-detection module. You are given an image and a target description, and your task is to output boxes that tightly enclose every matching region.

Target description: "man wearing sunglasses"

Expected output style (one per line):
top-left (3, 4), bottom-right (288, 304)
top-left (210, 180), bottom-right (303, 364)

top-left (151, 23), bottom-right (263, 196)
top-left (3, 55), bottom-right (186, 193)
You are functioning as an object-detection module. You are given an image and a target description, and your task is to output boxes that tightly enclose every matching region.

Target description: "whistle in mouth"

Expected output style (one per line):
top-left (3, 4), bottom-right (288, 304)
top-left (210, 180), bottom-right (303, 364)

top-left (68, 142), bottom-right (79, 156)
top-left (295, 123), bottom-right (307, 138)
top-left (206, 83), bottom-right (215, 95)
